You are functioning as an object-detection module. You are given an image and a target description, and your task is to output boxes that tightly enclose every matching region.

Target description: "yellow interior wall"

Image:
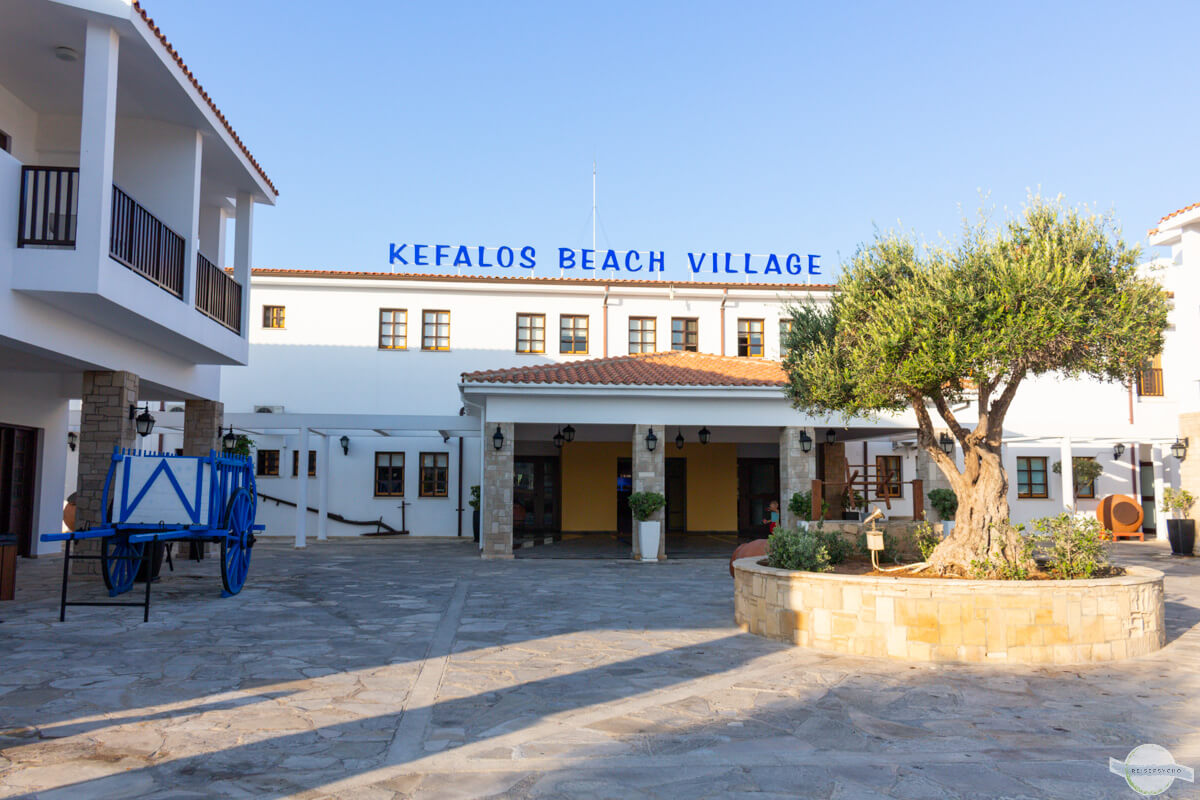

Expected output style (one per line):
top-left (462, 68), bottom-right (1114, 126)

top-left (679, 443), bottom-right (738, 531)
top-left (561, 442), bottom-right (630, 531)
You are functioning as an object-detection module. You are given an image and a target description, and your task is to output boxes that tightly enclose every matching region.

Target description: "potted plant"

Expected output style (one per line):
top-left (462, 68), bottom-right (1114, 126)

top-left (628, 491), bottom-right (666, 562)
top-left (841, 488), bottom-right (864, 521)
top-left (927, 488), bottom-right (958, 536)
top-left (1162, 487), bottom-right (1196, 556)
top-left (468, 485), bottom-right (480, 542)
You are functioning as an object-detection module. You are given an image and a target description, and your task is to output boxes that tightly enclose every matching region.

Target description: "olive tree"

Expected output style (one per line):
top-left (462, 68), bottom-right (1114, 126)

top-left (782, 199), bottom-right (1167, 574)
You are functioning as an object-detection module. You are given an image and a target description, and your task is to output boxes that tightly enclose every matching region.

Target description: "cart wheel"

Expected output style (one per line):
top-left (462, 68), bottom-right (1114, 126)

top-left (101, 537), bottom-right (144, 597)
top-left (220, 488), bottom-right (254, 596)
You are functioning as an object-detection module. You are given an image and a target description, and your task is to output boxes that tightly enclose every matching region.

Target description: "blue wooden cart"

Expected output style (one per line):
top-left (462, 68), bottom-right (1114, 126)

top-left (41, 447), bottom-right (263, 621)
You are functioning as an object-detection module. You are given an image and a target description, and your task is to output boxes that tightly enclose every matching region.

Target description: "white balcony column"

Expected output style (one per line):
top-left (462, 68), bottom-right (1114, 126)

top-left (1060, 436), bottom-right (1074, 513)
top-left (234, 191), bottom-right (255, 335)
top-left (180, 130), bottom-right (203, 306)
top-left (198, 205), bottom-right (228, 268)
top-left (317, 434), bottom-right (330, 541)
top-left (295, 426), bottom-right (309, 548)
top-left (75, 21), bottom-right (119, 260)
top-left (1152, 444), bottom-right (1166, 529)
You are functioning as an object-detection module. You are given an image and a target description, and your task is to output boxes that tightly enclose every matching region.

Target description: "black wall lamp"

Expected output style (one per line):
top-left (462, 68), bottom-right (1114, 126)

top-left (825, 428), bottom-right (836, 445)
top-left (645, 427), bottom-right (658, 452)
top-left (1171, 437), bottom-right (1188, 460)
top-left (492, 426), bottom-right (505, 451)
top-left (67, 432), bottom-right (77, 451)
top-left (698, 427), bottom-right (711, 445)
top-left (553, 428), bottom-right (565, 449)
top-left (798, 429), bottom-right (812, 453)
top-left (562, 424), bottom-right (576, 443)
top-left (129, 404), bottom-right (155, 437)
top-left (222, 426), bottom-right (237, 452)
top-left (939, 432), bottom-right (955, 455)
top-left (339, 435), bottom-right (350, 455)
top-left (675, 429), bottom-right (685, 450)
top-left (1113, 442), bottom-right (1126, 460)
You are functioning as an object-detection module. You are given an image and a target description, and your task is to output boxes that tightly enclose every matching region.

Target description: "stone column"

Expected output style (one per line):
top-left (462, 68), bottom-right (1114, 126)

top-left (182, 399), bottom-right (223, 456)
top-left (822, 441), bottom-right (848, 516)
top-left (75, 371), bottom-right (139, 573)
top-left (482, 422), bottom-right (514, 559)
top-left (1178, 413), bottom-right (1200, 526)
top-left (779, 427), bottom-right (815, 528)
top-left (632, 424), bottom-right (666, 560)
top-left (914, 432), bottom-right (955, 521)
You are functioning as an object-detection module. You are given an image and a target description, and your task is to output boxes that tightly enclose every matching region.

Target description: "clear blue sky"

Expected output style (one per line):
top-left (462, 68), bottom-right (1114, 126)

top-left (149, 0), bottom-right (1198, 281)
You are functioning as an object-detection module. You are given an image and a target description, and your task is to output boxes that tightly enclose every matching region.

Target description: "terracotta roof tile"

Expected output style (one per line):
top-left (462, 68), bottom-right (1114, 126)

top-left (1149, 201), bottom-right (1200, 236)
top-left (133, 2), bottom-right (277, 196)
top-left (461, 351), bottom-right (789, 387)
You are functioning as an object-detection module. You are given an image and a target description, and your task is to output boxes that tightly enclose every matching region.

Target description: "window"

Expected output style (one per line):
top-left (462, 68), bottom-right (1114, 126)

top-left (422, 310), bottom-right (450, 350)
top-left (262, 305), bottom-right (285, 329)
top-left (379, 308), bottom-right (407, 349)
top-left (292, 450), bottom-right (317, 477)
top-left (629, 317), bottom-right (656, 353)
top-left (560, 315), bottom-right (588, 354)
top-left (256, 449), bottom-right (280, 477)
top-left (419, 452), bottom-right (449, 497)
top-left (1137, 353), bottom-right (1164, 397)
top-left (1073, 456), bottom-right (1098, 499)
top-left (779, 318), bottom-right (793, 352)
top-left (516, 313), bottom-right (546, 354)
top-left (375, 452), bottom-right (405, 497)
top-left (738, 318), bottom-right (764, 357)
top-left (671, 317), bottom-right (698, 351)
top-left (875, 455), bottom-right (902, 498)
top-left (1017, 457), bottom-right (1048, 499)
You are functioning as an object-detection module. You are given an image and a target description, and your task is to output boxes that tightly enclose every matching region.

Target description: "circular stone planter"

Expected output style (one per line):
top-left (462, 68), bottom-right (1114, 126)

top-left (732, 558), bottom-right (1165, 664)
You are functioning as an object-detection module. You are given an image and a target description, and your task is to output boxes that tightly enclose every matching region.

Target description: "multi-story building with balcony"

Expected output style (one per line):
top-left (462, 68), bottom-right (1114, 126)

top-left (0, 0), bottom-right (276, 557)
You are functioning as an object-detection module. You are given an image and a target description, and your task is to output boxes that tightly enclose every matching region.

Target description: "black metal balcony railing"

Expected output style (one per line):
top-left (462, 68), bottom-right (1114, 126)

top-left (1137, 368), bottom-right (1164, 398)
top-left (195, 252), bottom-right (242, 333)
top-left (109, 184), bottom-right (184, 297)
top-left (17, 166), bottom-right (79, 247)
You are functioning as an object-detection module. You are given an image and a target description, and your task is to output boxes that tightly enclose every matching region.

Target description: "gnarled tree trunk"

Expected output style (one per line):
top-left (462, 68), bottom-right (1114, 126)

top-left (924, 443), bottom-right (1025, 574)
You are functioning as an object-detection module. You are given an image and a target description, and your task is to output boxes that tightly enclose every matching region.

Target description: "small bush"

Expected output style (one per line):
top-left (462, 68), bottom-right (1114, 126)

top-left (468, 485), bottom-right (480, 511)
top-left (1034, 513), bottom-right (1110, 579)
top-left (927, 488), bottom-right (957, 521)
top-left (912, 521), bottom-right (941, 561)
top-left (967, 524), bottom-right (1035, 580)
top-left (767, 527), bottom-right (832, 573)
top-left (627, 492), bottom-right (666, 522)
top-left (812, 525), bottom-right (853, 565)
top-left (788, 490), bottom-right (829, 522)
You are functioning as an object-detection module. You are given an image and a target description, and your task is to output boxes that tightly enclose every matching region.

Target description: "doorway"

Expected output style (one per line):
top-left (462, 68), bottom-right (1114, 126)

top-left (0, 424), bottom-right (38, 557)
top-left (1139, 461), bottom-right (1157, 536)
top-left (737, 458), bottom-right (779, 537)
top-left (665, 457), bottom-right (687, 533)
top-left (513, 456), bottom-right (560, 535)
top-left (616, 457), bottom-right (632, 535)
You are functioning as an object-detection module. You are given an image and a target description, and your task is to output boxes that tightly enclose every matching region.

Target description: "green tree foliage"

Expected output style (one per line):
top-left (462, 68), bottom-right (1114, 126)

top-left (782, 197), bottom-right (1167, 573)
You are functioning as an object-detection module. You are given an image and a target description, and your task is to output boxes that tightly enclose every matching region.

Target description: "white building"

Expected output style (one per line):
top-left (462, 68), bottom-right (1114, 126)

top-left (198, 260), bottom-right (1187, 556)
top-left (0, 0), bottom-right (276, 557)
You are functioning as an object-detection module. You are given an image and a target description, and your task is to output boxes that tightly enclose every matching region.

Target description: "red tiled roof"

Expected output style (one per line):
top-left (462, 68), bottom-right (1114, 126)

top-left (1149, 202), bottom-right (1200, 236)
top-left (250, 268), bottom-right (834, 291)
top-left (461, 351), bottom-right (789, 387)
top-left (133, 2), bottom-right (277, 196)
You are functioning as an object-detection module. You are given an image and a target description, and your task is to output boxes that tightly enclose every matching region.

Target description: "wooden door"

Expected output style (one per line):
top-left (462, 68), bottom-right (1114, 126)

top-left (0, 425), bottom-right (39, 556)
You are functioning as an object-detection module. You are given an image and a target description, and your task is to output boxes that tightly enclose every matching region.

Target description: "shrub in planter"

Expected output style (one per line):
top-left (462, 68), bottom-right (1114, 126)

top-left (766, 527), bottom-right (831, 573)
top-left (968, 523), bottom-right (1035, 580)
top-left (1033, 513), bottom-right (1110, 579)
top-left (811, 525), bottom-right (853, 565)
top-left (927, 488), bottom-right (957, 521)
top-left (628, 492), bottom-right (666, 522)
top-left (912, 521), bottom-right (942, 561)
top-left (1162, 488), bottom-right (1196, 556)
top-left (469, 485), bottom-right (481, 541)
top-left (788, 490), bottom-right (829, 522)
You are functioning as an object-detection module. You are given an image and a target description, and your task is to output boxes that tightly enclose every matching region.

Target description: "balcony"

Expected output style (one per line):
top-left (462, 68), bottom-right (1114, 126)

top-left (17, 166), bottom-right (78, 247)
top-left (1137, 368), bottom-right (1164, 398)
top-left (195, 252), bottom-right (242, 334)
top-left (109, 184), bottom-right (184, 297)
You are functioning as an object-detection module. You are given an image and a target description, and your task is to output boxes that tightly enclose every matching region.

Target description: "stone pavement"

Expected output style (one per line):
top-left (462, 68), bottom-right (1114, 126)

top-left (0, 538), bottom-right (1198, 799)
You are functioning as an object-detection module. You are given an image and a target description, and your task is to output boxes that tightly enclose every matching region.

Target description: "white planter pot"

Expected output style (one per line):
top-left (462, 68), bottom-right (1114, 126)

top-left (942, 520), bottom-right (955, 538)
top-left (637, 521), bottom-right (661, 562)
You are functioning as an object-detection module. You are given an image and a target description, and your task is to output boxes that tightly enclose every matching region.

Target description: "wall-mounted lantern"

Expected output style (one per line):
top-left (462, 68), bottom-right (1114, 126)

top-left (562, 425), bottom-right (576, 443)
top-left (1113, 442), bottom-right (1126, 460)
top-left (67, 432), bottom-right (77, 451)
top-left (129, 404), bottom-right (155, 437)
top-left (553, 428), bottom-right (565, 449)
top-left (222, 426), bottom-right (237, 452)
top-left (939, 432), bottom-right (955, 455)
top-left (492, 426), bottom-right (504, 451)
top-left (645, 427), bottom-right (658, 452)
top-left (798, 429), bottom-right (812, 453)
top-left (698, 427), bottom-right (711, 445)
top-left (675, 429), bottom-right (685, 450)
top-left (339, 435), bottom-right (351, 455)
top-left (825, 428), bottom-right (836, 445)
top-left (1171, 437), bottom-right (1188, 460)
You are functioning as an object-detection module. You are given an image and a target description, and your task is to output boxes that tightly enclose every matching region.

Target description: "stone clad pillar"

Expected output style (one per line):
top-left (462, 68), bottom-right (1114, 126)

top-left (182, 399), bottom-right (223, 456)
top-left (75, 371), bottom-right (139, 573)
top-left (482, 422), bottom-right (514, 559)
top-left (779, 427), bottom-right (816, 529)
top-left (632, 424), bottom-right (666, 561)
top-left (1178, 413), bottom-right (1200, 526)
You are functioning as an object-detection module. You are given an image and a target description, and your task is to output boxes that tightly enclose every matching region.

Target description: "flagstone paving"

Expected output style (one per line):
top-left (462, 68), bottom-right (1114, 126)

top-left (0, 538), bottom-right (1198, 799)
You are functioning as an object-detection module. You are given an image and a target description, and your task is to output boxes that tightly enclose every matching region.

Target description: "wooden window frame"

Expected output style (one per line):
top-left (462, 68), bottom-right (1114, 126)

top-left (262, 305), bottom-right (285, 329)
top-left (1017, 456), bottom-right (1049, 499)
top-left (874, 455), bottom-right (903, 498)
top-left (256, 449), bottom-right (280, 477)
top-left (1073, 456), bottom-right (1098, 499)
top-left (516, 313), bottom-right (546, 354)
top-left (738, 318), bottom-right (765, 358)
top-left (628, 317), bottom-right (657, 354)
top-left (379, 308), bottom-right (407, 350)
top-left (560, 314), bottom-right (589, 354)
top-left (421, 310), bottom-right (451, 351)
top-left (291, 449), bottom-right (317, 478)
top-left (419, 451), bottom-right (450, 498)
top-left (671, 317), bottom-right (699, 352)
top-left (374, 452), bottom-right (405, 497)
